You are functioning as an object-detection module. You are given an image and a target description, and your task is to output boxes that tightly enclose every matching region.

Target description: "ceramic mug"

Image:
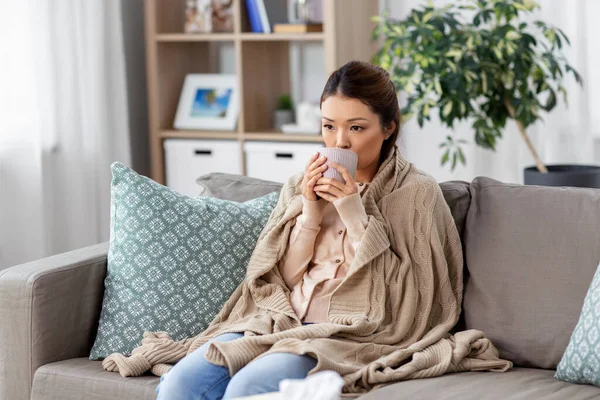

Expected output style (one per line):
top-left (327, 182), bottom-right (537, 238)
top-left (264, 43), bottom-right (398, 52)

top-left (317, 147), bottom-right (358, 184)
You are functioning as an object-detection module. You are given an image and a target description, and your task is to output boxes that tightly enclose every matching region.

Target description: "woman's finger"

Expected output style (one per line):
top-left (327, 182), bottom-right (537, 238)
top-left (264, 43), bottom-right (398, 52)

top-left (308, 173), bottom-right (321, 189)
top-left (307, 155), bottom-right (327, 174)
top-left (315, 191), bottom-right (336, 202)
top-left (314, 183), bottom-right (344, 198)
top-left (331, 162), bottom-right (355, 188)
top-left (328, 162), bottom-right (355, 187)
top-left (307, 163), bottom-right (328, 179)
top-left (305, 152), bottom-right (319, 171)
top-left (316, 176), bottom-right (345, 192)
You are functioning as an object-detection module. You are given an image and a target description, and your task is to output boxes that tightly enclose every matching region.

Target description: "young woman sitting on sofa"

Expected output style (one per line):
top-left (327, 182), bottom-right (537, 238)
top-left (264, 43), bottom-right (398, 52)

top-left (116, 60), bottom-right (510, 399)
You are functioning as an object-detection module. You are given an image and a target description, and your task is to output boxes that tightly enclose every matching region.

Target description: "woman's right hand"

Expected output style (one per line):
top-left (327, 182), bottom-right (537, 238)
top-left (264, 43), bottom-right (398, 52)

top-left (301, 153), bottom-right (328, 201)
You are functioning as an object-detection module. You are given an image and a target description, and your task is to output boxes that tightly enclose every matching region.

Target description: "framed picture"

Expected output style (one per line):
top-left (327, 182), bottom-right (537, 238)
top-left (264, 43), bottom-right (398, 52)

top-left (174, 74), bottom-right (239, 131)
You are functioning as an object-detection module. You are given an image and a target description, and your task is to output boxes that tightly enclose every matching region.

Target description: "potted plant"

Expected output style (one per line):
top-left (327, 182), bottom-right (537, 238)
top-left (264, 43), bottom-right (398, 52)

top-left (372, 0), bottom-right (599, 188)
top-left (274, 94), bottom-right (295, 132)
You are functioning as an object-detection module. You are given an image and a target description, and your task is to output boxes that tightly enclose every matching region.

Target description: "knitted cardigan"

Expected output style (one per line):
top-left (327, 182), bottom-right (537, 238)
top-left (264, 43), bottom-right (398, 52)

top-left (103, 147), bottom-right (512, 396)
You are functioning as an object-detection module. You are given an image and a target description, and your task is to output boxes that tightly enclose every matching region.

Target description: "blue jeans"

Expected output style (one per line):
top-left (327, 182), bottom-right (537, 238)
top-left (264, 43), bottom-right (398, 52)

top-left (155, 332), bottom-right (317, 400)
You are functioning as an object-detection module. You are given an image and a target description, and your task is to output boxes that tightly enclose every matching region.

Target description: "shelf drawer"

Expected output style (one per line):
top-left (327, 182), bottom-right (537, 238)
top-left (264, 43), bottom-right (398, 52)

top-left (164, 139), bottom-right (242, 197)
top-left (244, 141), bottom-right (323, 184)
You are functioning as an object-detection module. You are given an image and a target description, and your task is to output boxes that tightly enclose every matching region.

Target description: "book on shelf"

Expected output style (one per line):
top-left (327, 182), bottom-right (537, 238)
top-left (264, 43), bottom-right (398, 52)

top-left (246, 0), bottom-right (289, 33)
top-left (245, 0), bottom-right (263, 32)
top-left (273, 23), bottom-right (323, 33)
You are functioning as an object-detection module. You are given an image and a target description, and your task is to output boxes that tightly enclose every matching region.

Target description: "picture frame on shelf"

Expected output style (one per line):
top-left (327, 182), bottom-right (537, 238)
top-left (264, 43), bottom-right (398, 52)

top-left (174, 74), bottom-right (239, 131)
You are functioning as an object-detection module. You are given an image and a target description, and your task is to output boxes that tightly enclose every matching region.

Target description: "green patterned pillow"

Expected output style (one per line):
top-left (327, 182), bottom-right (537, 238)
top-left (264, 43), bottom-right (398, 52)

top-left (89, 162), bottom-right (279, 360)
top-left (556, 262), bottom-right (600, 385)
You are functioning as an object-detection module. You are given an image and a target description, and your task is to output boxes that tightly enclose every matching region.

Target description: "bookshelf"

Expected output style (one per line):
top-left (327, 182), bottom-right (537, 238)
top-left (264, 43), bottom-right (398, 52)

top-left (145, 0), bottom-right (380, 184)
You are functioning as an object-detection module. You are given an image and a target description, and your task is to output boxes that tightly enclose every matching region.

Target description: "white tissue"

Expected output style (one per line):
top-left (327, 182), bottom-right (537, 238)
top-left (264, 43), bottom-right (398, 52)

top-left (279, 370), bottom-right (344, 400)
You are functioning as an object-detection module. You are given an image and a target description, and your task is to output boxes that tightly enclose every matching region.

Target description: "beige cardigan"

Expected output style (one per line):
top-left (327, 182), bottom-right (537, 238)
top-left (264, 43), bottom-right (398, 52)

top-left (103, 147), bottom-right (512, 396)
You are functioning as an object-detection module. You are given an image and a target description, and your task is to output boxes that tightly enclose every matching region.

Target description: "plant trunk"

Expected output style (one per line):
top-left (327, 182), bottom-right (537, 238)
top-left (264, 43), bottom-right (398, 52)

top-left (504, 99), bottom-right (548, 174)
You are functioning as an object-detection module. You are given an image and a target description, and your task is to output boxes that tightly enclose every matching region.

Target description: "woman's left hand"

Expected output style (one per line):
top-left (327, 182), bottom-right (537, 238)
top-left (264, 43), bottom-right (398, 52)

top-left (314, 161), bottom-right (358, 202)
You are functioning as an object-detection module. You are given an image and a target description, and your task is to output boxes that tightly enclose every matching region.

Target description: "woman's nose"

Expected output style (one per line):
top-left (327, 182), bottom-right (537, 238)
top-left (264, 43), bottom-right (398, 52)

top-left (336, 131), bottom-right (350, 149)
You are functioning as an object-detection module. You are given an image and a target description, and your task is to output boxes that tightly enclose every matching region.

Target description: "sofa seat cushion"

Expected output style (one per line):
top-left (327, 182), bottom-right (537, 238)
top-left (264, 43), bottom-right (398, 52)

top-left (359, 368), bottom-right (600, 400)
top-left (31, 358), bottom-right (158, 400)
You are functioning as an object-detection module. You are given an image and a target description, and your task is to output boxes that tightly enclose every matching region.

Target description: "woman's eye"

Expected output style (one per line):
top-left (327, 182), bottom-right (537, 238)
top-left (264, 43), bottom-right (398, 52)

top-left (323, 124), bottom-right (334, 130)
top-left (350, 125), bottom-right (363, 131)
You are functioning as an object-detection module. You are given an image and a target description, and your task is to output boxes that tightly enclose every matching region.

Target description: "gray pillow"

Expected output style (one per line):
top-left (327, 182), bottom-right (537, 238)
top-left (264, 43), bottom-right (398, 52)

top-left (197, 173), bottom-right (283, 202)
top-left (463, 177), bottom-right (600, 369)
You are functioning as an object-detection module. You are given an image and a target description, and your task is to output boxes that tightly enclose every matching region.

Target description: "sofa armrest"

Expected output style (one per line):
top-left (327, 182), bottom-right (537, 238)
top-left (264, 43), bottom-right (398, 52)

top-left (0, 242), bottom-right (109, 400)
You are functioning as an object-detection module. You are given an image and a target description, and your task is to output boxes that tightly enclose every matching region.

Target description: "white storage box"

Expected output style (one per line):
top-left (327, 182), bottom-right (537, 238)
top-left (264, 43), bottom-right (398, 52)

top-left (164, 139), bottom-right (242, 197)
top-left (244, 141), bottom-right (323, 183)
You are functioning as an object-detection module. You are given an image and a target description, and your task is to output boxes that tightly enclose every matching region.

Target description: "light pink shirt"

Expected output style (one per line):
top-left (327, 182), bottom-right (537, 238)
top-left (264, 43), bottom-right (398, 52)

top-left (278, 183), bottom-right (369, 322)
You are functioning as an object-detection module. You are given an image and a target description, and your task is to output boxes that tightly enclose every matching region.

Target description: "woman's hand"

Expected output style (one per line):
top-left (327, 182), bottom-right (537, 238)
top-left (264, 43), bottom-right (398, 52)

top-left (314, 161), bottom-right (358, 202)
top-left (301, 153), bottom-right (328, 201)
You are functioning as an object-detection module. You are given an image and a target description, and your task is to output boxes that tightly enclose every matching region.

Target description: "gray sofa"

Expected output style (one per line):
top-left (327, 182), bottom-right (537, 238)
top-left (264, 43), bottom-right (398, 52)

top-left (2, 173), bottom-right (600, 400)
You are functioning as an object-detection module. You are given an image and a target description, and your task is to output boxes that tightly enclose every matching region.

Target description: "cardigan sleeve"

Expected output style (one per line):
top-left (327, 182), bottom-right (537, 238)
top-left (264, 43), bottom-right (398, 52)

top-left (333, 193), bottom-right (369, 252)
top-left (278, 197), bottom-right (326, 289)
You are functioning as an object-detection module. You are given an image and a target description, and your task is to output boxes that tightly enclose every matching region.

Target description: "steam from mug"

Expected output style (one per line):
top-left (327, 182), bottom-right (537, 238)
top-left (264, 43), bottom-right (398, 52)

top-left (317, 148), bottom-right (358, 184)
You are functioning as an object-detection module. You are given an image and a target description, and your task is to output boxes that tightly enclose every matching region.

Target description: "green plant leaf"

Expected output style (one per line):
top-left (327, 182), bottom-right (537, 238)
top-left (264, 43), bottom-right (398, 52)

top-left (441, 149), bottom-right (450, 165)
top-left (434, 79), bottom-right (442, 94)
top-left (545, 88), bottom-right (556, 111)
top-left (481, 72), bottom-right (488, 93)
top-left (442, 101), bottom-right (453, 117)
top-left (458, 147), bottom-right (466, 165)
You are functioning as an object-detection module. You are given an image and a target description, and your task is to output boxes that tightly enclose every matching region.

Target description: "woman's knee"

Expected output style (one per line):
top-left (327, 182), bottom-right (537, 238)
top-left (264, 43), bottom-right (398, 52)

top-left (223, 353), bottom-right (317, 399)
top-left (156, 332), bottom-right (243, 400)
top-left (156, 368), bottom-right (198, 399)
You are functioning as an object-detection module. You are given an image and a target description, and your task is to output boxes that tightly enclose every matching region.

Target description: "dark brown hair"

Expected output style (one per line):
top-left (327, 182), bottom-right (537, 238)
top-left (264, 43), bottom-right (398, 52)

top-left (320, 60), bottom-right (400, 164)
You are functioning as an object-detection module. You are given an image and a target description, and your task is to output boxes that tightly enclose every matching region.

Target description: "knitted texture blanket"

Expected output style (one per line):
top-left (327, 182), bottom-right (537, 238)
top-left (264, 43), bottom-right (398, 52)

top-left (103, 147), bottom-right (512, 395)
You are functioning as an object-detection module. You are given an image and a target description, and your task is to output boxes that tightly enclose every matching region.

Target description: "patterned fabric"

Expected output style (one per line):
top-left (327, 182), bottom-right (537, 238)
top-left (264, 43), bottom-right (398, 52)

top-left (89, 162), bottom-right (278, 360)
top-left (556, 262), bottom-right (600, 385)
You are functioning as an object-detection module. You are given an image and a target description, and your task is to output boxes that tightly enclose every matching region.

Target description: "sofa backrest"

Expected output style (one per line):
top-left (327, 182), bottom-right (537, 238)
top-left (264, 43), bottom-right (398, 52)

top-left (197, 173), bottom-right (283, 202)
top-left (196, 174), bottom-right (472, 243)
top-left (463, 177), bottom-right (600, 369)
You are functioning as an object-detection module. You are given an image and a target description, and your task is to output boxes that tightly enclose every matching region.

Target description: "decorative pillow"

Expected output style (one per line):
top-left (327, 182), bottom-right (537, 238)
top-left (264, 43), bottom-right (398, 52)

top-left (89, 162), bottom-right (279, 360)
top-left (556, 262), bottom-right (600, 385)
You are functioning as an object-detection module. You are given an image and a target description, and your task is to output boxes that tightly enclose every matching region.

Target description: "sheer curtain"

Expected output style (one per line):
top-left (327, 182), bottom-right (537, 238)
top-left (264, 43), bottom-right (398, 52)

top-left (0, 1), bottom-right (133, 270)
top-left (386, 0), bottom-right (600, 184)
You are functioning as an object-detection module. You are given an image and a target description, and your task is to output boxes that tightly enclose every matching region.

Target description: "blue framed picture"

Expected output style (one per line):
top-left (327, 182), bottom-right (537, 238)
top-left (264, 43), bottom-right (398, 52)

top-left (174, 74), bottom-right (239, 131)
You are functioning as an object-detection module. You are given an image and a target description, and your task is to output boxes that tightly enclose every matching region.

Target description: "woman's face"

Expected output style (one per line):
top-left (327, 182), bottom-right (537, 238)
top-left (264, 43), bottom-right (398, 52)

top-left (321, 95), bottom-right (392, 173)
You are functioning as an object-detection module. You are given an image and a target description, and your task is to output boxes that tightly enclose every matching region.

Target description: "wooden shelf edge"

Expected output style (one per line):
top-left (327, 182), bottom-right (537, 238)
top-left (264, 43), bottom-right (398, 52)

top-left (154, 33), bottom-right (324, 42)
top-left (244, 132), bottom-right (324, 142)
top-left (155, 33), bottom-right (236, 42)
top-left (161, 130), bottom-right (323, 143)
top-left (160, 130), bottom-right (239, 140)
top-left (239, 32), bottom-right (324, 41)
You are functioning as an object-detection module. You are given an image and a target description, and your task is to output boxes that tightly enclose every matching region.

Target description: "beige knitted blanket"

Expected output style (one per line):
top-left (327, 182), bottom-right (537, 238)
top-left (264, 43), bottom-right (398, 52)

top-left (103, 147), bottom-right (512, 395)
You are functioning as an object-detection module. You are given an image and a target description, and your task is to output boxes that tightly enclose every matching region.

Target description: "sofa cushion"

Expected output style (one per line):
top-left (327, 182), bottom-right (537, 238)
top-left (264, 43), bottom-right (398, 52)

top-left (197, 172), bottom-right (283, 202)
top-left (89, 163), bottom-right (279, 359)
top-left (438, 180), bottom-right (470, 243)
top-left (438, 180), bottom-right (471, 333)
top-left (359, 367), bottom-right (600, 400)
top-left (31, 358), bottom-right (159, 400)
top-left (463, 177), bottom-right (600, 369)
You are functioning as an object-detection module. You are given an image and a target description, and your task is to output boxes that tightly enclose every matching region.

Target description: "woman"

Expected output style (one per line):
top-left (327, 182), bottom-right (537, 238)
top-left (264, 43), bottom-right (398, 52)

top-left (104, 61), bottom-right (510, 399)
